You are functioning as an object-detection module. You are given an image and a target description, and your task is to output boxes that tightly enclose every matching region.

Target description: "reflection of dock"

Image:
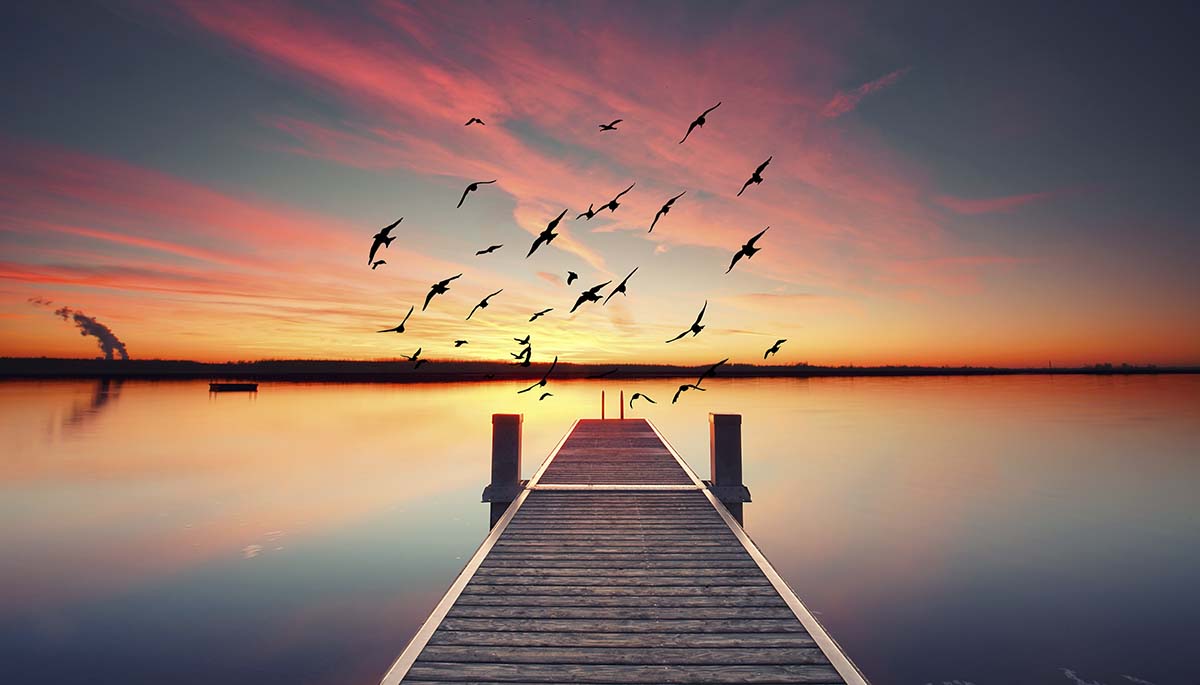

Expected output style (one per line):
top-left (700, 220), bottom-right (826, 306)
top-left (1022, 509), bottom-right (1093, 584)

top-left (381, 417), bottom-right (867, 684)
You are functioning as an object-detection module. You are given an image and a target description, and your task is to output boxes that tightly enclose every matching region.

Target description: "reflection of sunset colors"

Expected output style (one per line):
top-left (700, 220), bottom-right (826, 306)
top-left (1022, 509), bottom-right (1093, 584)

top-left (1, 3), bottom-right (1197, 366)
top-left (3, 376), bottom-right (1198, 683)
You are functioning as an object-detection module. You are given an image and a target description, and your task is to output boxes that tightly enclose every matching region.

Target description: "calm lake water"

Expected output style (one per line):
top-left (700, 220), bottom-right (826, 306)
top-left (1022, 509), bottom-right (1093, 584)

top-left (1, 375), bottom-right (1198, 685)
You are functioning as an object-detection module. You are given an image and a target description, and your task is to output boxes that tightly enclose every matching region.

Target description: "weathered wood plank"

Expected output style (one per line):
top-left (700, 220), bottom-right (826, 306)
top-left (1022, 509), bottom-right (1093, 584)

top-left (425, 631), bottom-right (817, 649)
top-left (435, 618), bottom-right (811, 634)
top-left (446, 606), bottom-right (799, 620)
top-left (459, 584), bottom-right (781, 597)
top-left (404, 662), bottom-right (844, 684)
top-left (471, 567), bottom-right (766, 578)
top-left (416, 645), bottom-right (831, 666)
top-left (453, 595), bottom-right (789, 609)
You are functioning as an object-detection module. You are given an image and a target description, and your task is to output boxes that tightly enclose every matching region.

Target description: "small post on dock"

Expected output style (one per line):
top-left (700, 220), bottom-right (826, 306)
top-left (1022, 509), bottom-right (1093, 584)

top-left (482, 413), bottom-right (524, 529)
top-left (620, 390), bottom-right (625, 419)
top-left (601, 391), bottom-right (606, 420)
top-left (707, 413), bottom-right (752, 526)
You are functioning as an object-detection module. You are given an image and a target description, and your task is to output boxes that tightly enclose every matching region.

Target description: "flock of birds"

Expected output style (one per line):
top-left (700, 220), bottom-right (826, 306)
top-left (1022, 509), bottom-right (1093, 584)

top-left (368, 102), bottom-right (790, 408)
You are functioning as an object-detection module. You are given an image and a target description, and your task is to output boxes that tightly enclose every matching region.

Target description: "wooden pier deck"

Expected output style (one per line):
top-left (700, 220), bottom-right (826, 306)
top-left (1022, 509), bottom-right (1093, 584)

top-left (381, 418), bottom-right (867, 684)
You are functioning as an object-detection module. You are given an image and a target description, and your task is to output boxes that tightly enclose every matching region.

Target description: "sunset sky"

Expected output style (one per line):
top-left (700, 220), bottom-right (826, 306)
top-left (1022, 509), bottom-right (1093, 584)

top-left (2, 1), bottom-right (1197, 366)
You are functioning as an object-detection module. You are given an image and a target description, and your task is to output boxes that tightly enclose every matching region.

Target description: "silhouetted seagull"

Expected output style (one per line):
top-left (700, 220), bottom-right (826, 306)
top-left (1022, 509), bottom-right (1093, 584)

top-left (371, 259), bottom-right (386, 270)
top-left (458, 179), bottom-right (496, 208)
top-left (529, 308), bottom-right (553, 322)
top-left (604, 267), bottom-right (638, 305)
top-left (764, 339), bottom-right (786, 359)
top-left (601, 183), bottom-right (635, 213)
top-left (679, 102), bottom-right (721, 144)
top-left (514, 334), bottom-right (530, 346)
top-left (599, 119), bottom-right (622, 131)
top-left (665, 301), bottom-right (707, 343)
top-left (576, 204), bottom-right (598, 220)
top-left (527, 209), bottom-right (568, 258)
top-left (476, 244), bottom-right (503, 255)
top-left (629, 392), bottom-right (656, 408)
top-left (454, 339), bottom-right (468, 347)
top-left (696, 358), bottom-right (730, 386)
top-left (377, 305), bottom-right (414, 333)
top-left (467, 289), bottom-right (503, 320)
top-left (727, 227), bottom-right (769, 273)
top-left (402, 347), bottom-right (426, 369)
top-left (423, 273), bottom-right (462, 311)
top-left (672, 383), bottom-right (705, 403)
top-left (737, 156), bottom-right (772, 197)
top-left (517, 355), bottom-right (557, 394)
top-left (650, 191), bottom-right (685, 233)
top-left (465, 117), bottom-right (485, 126)
top-left (512, 347), bottom-right (532, 366)
top-left (369, 217), bottom-right (401, 264)
top-left (539, 392), bottom-right (553, 401)
top-left (566, 271), bottom-right (579, 285)
top-left (571, 280), bottom-right (611, 313)
top-left (587, 368), bottom-right (618, 379)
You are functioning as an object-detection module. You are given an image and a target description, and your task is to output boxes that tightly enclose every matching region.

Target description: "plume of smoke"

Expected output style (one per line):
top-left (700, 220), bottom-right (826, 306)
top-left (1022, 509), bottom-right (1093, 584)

top-left (53, 307), bottom-right (130, 360)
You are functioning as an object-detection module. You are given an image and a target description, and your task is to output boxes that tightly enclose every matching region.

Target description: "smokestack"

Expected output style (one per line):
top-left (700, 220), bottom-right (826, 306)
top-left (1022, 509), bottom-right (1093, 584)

top-left (53, 307), bottom-right (129, 360)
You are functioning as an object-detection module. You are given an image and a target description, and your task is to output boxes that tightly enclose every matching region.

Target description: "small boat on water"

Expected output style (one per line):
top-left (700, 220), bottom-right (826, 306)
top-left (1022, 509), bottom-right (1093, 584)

top-left (209, 382), bottom-right (258, 393)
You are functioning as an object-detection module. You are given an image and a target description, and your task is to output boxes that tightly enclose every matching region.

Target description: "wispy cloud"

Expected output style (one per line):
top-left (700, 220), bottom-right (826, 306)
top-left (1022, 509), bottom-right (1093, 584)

top-left (822, 67), bottom-right (911, 118)
top-left (933, 190), bottom-right (1059, 215)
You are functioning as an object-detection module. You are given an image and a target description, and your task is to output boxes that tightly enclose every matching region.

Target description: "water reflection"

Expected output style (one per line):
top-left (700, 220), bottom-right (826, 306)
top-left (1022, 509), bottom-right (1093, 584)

top-left (61, 378), bottom-right (122, 432)
top-left (0, 375), bottom-right (1196, 684)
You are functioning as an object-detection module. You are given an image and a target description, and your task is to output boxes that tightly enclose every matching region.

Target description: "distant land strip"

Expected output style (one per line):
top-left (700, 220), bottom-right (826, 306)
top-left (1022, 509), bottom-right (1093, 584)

top-left (1, 358), bottom-right (1194, 382)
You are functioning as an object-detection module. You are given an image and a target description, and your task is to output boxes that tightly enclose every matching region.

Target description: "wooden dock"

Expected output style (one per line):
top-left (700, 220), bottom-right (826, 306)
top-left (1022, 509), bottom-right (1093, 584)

top-left (380, 418), bottom-right (867, 684)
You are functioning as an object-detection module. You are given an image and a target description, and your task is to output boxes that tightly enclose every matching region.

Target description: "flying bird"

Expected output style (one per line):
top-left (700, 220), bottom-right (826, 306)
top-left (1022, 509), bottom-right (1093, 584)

top-left (377, 306), bottom-right (414, 334)
top-left (649, 191), bottom-right (685, 233)
top-left (737, 156), bottom-right (772, 197)
top-left (402, 347), bottom-right (426, 369)
top-left (529, 308), bottom-right (553, 322)
top-left (371, 259), bottom-right (386, 270)
top-left (467, 289), bottom-right (503, 320)
top-left (465, 117), bottom-right (485, 126)
top-left (512, 347), bottom-right (532, 367)
top-left (598, 119), bottom-right (622, 131)
top-left (517, 355), bottom-right (558, 394)
top-left (629, 392), bottom-right (656, 408)
top-left (454, 340), bottom-right (469, 347)
top-left (665, 301), bottom-right (707, 343)
top-left (571, 280), bottom-right (611, 313)
top-left (476, 244), bottom-right (503, 255)
top-left (458, 179), bottom-right (496, 208)
top-left (696, 358), bottom-right (730, 386)
top-left (679, 101), bottom-right (721, 144)
top-left (526, 209), bottom-right (568, 258)
top-left (576, 204), bottom-right (598, 220)
top-left (672, 383), bottom-right (705, 404)
top-left (514, 334), bottom-right (530, 346)
top-left (539, 392), bottom-right (553, 401)
top-left (764, 339), bottom-right (787, 359)
top-left (423, 273), bottom-right (462, 311)
top-left (368, 217), bottom-right (401, 264)
top-left (566, 271), bottom-right (579, 285)
top-left (604, 267), bottom-right (638, 305)
top-left (601, 183), bottom-right (635, 213)
top-left (727, 227), bottom-right (769, 274)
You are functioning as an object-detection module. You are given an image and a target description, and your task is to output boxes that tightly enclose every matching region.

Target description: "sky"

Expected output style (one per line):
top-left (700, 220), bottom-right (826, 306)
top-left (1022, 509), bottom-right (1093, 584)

top-left (1, 1), bottom-right (1198, 366)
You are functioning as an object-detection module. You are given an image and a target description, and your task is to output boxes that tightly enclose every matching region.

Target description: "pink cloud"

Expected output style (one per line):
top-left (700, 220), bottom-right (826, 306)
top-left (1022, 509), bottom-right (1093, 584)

top-left (822, 67), bottom-right (911, 118)
top-left (932, 190), bottom-right (1059, 215)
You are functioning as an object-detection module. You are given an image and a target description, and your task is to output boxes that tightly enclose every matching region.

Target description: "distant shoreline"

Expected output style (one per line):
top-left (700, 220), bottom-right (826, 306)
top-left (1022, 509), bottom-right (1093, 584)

top-left (1, 357), bottom-right (1193, 383)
